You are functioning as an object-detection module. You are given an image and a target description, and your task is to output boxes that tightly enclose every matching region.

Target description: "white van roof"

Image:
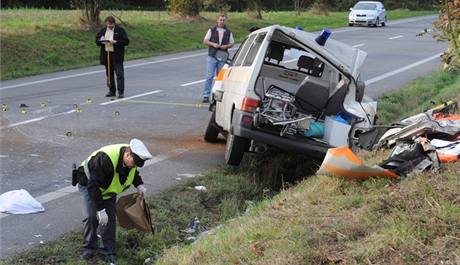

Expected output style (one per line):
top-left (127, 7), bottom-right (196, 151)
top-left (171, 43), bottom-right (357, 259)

top-left (251, 25), bottom-right (367, 79)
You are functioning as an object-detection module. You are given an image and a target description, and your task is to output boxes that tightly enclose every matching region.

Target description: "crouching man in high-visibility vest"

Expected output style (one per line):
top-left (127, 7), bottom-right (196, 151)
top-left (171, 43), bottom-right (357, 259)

top-left (77, 139), bottom-right (152, 264)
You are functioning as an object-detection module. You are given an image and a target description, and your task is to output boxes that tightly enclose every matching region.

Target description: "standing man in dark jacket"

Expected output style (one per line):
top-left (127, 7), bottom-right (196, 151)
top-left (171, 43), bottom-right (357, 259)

top-left (96, 16), bottom-right (129, 99)
top-left (202, 14), bottom-right (234, 103)
top-left (77, 139), bottom-right (152, 264)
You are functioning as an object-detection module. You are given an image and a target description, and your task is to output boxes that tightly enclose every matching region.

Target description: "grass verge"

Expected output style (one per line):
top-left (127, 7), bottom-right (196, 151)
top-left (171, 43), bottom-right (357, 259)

top-left (1, 74), bottom-right (458, 264)
top-left (0, 9), bottom-right (434, 80)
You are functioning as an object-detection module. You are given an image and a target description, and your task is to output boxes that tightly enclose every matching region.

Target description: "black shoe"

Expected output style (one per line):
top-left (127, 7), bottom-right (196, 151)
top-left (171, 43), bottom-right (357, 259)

top-left (80, 250), bottom-right (95, 260)
top-left (108, 255), bottom-right (116, 264)
top-left (117, 94), bottom-right (124, 99)
top-left (105, 92), bottom-right (116, 97)
top-left (202, 97), bottom-right (209, 103)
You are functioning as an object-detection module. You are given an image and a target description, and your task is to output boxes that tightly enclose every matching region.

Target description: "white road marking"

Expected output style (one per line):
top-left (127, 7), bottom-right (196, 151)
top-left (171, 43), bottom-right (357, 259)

top-left (1, 116), bottom-right (48, 129)
top-left (0, 90), bottom-right (162, 130)
top-left (0, 148), bottom-right (188, 220)
top-left (0, 16), bottom-right (434, 91)
top-left (0, 48), bottom-right (238, 91)
top-left (365, 53), bottom-right (442, 86)
top-left (352, 43), bottom-right (365, 48)
top-left (0, 70), bottom-right (104, 90)
top-left (332, 28), bottom-right (363, 34)
top-left (180, 79), bottom-right (206, 87)
top-left (99, 89), bottom-right (162, 106)
top-left (389, 35), bottom-right (403, 40)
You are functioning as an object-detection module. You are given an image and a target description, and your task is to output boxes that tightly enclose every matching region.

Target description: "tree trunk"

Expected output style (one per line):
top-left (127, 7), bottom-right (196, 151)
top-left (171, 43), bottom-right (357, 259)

top-left (73, 0), bottom-right (102, 30)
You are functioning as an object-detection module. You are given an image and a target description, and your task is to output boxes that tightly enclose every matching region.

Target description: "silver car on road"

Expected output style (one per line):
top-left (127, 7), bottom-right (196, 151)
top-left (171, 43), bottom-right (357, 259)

top-left (349, 1), bottom-right (387, 27)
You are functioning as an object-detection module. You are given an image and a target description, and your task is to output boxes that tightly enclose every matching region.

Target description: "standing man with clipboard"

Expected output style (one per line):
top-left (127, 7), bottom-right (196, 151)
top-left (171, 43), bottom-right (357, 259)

top-left (96, 16), bottom-right (130, 99)
top-left (202, 14), bottom-right (234, 103)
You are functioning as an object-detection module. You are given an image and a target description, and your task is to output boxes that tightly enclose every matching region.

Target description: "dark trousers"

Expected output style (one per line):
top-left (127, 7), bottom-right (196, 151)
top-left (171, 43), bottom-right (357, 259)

top-left (105, 62), bottom-right (125, 95)
top-left (79, 185), bottom-right (117, 256)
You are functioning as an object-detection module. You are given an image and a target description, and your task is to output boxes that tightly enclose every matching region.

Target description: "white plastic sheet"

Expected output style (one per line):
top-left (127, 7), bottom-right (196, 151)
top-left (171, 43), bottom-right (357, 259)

top-left (431, 139), bottom-right (460, 155)
top-left (0, 189), bottom-right (45, 214)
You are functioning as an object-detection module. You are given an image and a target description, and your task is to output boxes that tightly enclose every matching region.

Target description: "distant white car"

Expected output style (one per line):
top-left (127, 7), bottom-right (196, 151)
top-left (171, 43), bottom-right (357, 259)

top-left (349, 1), bottom-right (387, 27)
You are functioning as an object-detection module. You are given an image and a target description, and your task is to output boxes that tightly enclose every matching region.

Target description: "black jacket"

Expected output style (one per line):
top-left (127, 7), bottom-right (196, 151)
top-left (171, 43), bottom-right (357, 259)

top-left (95, 26), bottom-right (130, 65)
top-left (208, 25), bottom-right (231, 57)
top-left (85, 146), bottom-right (143, 210)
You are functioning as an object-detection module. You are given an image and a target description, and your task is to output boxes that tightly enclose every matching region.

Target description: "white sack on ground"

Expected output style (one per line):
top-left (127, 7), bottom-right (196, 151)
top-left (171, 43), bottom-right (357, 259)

top-left (0, 189), bottom-right (45, 214)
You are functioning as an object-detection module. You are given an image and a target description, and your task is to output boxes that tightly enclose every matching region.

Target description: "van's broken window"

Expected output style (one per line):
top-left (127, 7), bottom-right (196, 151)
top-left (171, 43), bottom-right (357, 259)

top-left (233, 34), bottom-right (256, 67)
top-left (243, 32), bottom-right (267, 67)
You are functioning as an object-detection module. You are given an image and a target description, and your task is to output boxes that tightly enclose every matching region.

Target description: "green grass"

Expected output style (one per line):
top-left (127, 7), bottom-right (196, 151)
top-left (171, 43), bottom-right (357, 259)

top-left (377, 69), bottom-right (460, 124)
top-left (157, 165), bottom-right (459, 265)
top-left (0, 9), bottom-right (434, 80)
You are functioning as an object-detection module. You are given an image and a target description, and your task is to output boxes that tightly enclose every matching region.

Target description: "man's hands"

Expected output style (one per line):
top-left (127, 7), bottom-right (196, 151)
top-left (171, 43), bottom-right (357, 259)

top-left (213, 43), bottom-right (221, 49)
top-left (97, 209), bottom-right (108, 226)
top-left (136, 184), bottom-right (147, 194)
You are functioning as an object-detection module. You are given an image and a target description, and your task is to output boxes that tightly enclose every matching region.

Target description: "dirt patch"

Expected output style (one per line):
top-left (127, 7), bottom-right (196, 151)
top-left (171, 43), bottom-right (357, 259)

top-left (148, 134), bottom-right (225, 154)
top-left (0, 130), bottom-right (29, 146)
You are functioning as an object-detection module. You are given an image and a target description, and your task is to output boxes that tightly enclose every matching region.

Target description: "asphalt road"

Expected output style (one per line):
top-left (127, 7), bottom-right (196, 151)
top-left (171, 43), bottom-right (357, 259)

top-left (0, 15), bottom-right (446, 258)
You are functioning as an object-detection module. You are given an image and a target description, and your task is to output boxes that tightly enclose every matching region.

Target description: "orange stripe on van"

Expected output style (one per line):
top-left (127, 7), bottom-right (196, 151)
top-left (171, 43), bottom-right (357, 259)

top-left (216, 68), bottom-right (226, 81)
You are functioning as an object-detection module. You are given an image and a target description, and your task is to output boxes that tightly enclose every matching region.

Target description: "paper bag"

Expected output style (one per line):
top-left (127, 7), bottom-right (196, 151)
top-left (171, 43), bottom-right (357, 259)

top-left (116, 192), bottom-right (154, 233)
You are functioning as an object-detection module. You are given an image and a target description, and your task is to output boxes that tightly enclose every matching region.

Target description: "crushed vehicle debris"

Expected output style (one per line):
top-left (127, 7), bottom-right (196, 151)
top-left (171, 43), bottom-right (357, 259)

top-left (205, 25), bottom-right (377, 165)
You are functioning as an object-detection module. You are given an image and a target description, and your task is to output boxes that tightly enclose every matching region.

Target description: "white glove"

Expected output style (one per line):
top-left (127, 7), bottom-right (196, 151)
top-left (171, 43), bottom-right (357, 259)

top-left (97, 209), bottom-right (108, 226)
top-left (136, 184), bottom-right (147, 194)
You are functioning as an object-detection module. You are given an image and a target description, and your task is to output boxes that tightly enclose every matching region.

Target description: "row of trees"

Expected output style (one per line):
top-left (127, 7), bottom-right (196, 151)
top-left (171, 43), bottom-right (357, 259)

top-left (434, 0), bottom-right (460, 70)
top-left (1, 0), bottom-right (439, 11)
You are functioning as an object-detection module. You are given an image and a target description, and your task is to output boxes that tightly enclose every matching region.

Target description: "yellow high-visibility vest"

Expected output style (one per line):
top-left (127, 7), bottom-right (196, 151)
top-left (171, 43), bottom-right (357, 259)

top-left (82, 144), bottom-right (136, 200)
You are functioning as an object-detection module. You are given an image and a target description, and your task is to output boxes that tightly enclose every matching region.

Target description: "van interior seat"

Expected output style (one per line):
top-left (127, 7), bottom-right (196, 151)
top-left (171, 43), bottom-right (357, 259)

top-left (297, 55), bottom-right (315, 73)
top-left (311, 58), bottom-right (325, 77)
top-left (294, 76), bottom-right (330, 116)
top-left (323, 80), bottom-right (348, 116)
top-left (265, 44), bottom-right (284, 64)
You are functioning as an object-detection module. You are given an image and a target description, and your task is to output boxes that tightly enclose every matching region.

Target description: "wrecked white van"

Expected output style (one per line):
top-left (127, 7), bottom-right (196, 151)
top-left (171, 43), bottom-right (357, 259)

top-left (204, 25), bottom-right (377, 165)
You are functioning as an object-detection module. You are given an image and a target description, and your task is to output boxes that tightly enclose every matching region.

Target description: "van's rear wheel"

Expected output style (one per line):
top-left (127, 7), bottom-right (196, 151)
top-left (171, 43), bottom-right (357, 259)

top-left (225, 132), bottom-right (250, 166)
top-left (204, 112), bottom-right (219, 142)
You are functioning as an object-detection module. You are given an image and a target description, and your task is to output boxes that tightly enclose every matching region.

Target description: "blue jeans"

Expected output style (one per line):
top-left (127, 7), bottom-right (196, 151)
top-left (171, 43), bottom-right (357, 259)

top-left (203, 56), bottom-right (225, 98)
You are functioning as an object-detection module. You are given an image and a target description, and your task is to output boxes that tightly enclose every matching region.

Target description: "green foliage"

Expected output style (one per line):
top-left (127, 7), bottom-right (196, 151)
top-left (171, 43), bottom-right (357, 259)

top-left (1, 0), bottom-right (439, 11)
top-left (169, 0), bottom-right (201, 17)
top-left (433, 0), bottom-right (460, 71)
